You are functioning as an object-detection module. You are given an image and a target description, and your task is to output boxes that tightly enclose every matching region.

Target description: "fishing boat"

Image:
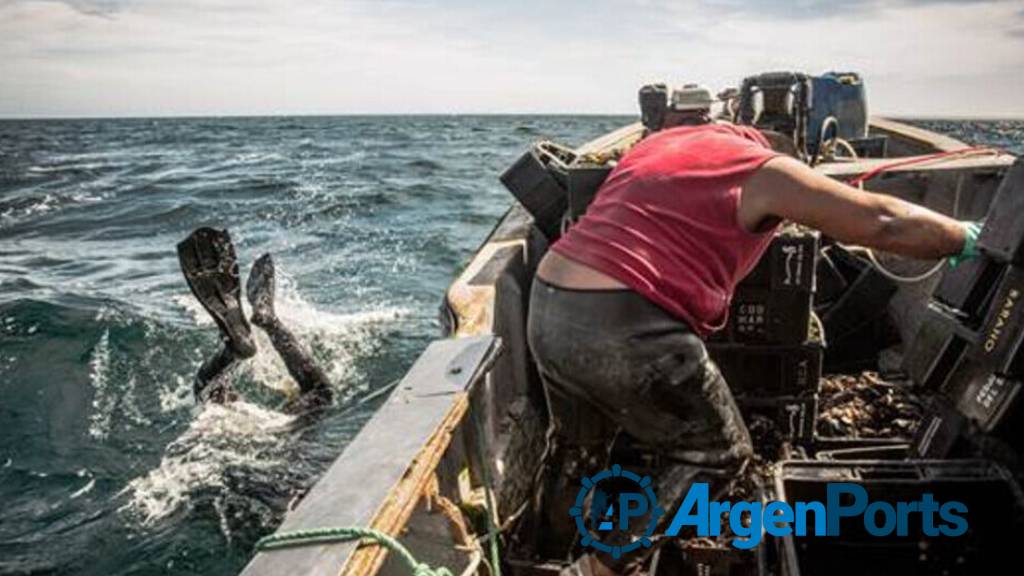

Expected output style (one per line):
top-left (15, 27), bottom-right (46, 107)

top-left (240, 73), bottom-right (1022, 576)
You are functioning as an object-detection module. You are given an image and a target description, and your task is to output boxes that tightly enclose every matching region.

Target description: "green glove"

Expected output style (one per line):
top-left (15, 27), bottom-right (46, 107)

top-left (949, 221), bottom-right (982, 268)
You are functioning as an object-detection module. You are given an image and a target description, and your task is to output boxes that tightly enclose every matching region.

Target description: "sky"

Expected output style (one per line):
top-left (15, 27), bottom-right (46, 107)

top-left (1, 0), bottom-right (1022, 118)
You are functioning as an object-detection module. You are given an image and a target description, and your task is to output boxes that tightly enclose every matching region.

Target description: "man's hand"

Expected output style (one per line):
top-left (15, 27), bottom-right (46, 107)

top-left (739, 157), bottom-right (967, 260)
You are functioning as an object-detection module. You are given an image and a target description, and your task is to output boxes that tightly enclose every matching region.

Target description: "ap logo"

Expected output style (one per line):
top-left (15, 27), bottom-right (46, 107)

top-left (569, 464), bottom-right (663, 559)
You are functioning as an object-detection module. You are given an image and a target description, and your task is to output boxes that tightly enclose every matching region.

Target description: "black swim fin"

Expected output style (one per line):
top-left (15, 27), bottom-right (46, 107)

top-left (177, 227), bottom-right (257, 358)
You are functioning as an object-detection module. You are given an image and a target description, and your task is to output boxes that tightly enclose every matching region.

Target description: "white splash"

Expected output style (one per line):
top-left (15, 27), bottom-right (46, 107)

top-left (121, 375), bottom-right (152, 428)
top-left (120, 401), bottom-right (295, 525)
top-left (88, 330), bottom-right (116, 440)
top-left (175, 267), bottom-right (408, 398)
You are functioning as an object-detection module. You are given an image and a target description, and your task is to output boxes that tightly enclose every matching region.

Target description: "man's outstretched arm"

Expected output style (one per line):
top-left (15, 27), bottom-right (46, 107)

top-left (740, 156), bottom-right (969, 260)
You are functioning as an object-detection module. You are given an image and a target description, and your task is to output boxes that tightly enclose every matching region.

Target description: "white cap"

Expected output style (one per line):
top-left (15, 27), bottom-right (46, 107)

top-left (670, 84), bottom-right (714, 112)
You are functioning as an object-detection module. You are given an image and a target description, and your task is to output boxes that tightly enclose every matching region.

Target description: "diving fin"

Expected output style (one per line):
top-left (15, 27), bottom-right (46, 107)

top-left (177, 227), bottom-right (257, 358)
top-left (246, 253), bottom-right (277, 328)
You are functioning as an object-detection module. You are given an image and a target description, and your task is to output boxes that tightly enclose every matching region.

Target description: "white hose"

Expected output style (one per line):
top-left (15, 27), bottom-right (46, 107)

top-left (854, 170), bottom-right (962, 285)
top-left (815, 118), bottom-right (956, 284)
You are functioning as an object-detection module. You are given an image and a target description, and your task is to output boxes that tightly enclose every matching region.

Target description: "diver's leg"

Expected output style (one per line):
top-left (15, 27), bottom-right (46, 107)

top-left (177, 228), bottom-right (257, 358)
top-left (194, 344), bottom-right (240, 403)
top-left (246, 254), bottom-right (332, 398)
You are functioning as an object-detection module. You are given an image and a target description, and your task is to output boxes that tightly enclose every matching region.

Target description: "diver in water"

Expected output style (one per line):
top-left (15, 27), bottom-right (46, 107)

top-left (177, 227), bottom-right (332, 409)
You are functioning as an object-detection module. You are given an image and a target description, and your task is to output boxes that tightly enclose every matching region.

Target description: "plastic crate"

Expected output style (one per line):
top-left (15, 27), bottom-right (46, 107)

top-left (932, 255), bottom-right (1003, 326)
top-left (742, 230), bottom-right (820, 292)
top-left (977, 157), bottom-right (1024, 264)
top-left (714, 289), bottom-right (814, 344)
top-left (820, 256), bottom-right (897, 344)
top-left (808, 436), bottom-right (912, 461)
top-left (736, 395), bottom-right (818, 445)
top-left (775, 459), bottom-right (1024, 576)
top-left (911, 396), bottom-right (967, 459)
top-left (973, 265), bottom-right (1024, 376)
top-left (902, 305), bottom-right (971, 391)
top-left (813, 443), bottom-right (910, 461)
top-left (813, 249), bottom-right (849, 311)
top-left (499, 141), bottom-right (575, 240)
top-left (709, 339), bottom-right (823, 397)
top-left (566, 164), bottom-right (613, 221)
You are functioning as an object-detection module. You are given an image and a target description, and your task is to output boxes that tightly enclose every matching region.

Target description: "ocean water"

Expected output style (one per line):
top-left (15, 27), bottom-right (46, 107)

top-left (0, 116), bottom-right (1020, 576)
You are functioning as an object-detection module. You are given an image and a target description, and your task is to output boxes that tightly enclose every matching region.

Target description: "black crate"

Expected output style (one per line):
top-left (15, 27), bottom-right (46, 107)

top-left (972, 265), bottom-right (1024, 376)
top-left (566, 164), bottom-right (613, 221)
top-left (932, 255), bottom-right (1003, 325)
top-left (742, 230), bottom-right (820, 292)
top-left (638, 83), bottom-right (669, 132)
top-left (911, 396), bottom-right (967, 458)
top-left (821, 259), bottom-right (897, 343)
top-left (499, 141), bottom-right (575, 240)
top-left (812, 440), bottom-right (910, 461)
top-left (775, 459), bottom-right (1024, 576)
top-left (736, 395), bottom-right (818, 444)
top-left (813, 249), bottom-right (848, 311)
top-left (958, 371), bottom-right (1023, 434)
top-left (714, 289), bottom-right (813, 344)
top-left (977, 158), bottom-right (1024, 264)
top-left (902, 304), bottom-right (972, 391)
top-left (709, 340), bottom-right (823, 397)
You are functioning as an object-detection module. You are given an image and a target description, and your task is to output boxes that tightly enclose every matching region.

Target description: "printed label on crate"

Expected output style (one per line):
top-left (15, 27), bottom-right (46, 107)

top-left (959, 373), bottom-right (1020, 432)
top-left (782, 243), bottom-right (806, 288)
top-left (735, 302), bottom-right (767, 336)
top-left (976, 267), bottom-right (1024, 374)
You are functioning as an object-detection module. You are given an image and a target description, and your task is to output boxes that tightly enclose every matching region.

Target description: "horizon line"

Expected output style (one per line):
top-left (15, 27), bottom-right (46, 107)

top-left (2, 112), bottom-right (1024, 122)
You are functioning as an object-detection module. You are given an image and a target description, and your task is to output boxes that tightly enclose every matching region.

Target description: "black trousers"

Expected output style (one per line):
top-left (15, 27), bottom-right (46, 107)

top-left (526, 278), bottom-right (752, 571)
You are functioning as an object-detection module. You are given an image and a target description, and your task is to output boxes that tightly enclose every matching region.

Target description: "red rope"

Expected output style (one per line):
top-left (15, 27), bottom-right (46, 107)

top-left (847, 146), bottom-right (999, 187)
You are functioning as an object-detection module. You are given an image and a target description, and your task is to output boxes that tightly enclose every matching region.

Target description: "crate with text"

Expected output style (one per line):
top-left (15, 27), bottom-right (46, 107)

top-left (976, 157), bottom-right (1024, 264)
top-left (709, 337), bottom-right (823, 398)
top-left (713, 228), bottom-right (819, 344)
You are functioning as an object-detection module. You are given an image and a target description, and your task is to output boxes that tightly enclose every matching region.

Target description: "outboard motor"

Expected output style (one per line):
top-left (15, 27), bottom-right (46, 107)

top-left (737, 71), bottom-right (814, 156)
top-left (666, 84), bottom-right (714, 127)
top-left (737, 71), bottom-right (870, 161)
top-left (638, 83), bottom-right (670, 133)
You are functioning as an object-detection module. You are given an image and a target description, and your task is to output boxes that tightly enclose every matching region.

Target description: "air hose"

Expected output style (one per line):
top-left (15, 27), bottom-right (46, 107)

top-left (814, 117), bottom-right (992, 284)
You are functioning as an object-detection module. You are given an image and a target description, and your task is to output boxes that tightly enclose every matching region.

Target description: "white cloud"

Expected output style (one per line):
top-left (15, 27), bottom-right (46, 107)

top-left (0, 0), bottom-right (1021, 117)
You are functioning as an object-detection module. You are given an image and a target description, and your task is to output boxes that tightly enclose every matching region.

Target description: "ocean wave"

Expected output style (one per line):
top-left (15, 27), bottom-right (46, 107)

top-left (118, 401), bottom-right (298, 528)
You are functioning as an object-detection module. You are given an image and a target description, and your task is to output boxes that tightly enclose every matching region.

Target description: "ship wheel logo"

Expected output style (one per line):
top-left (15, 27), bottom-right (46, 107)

top-left (569, 464), bottom-right (664, 559)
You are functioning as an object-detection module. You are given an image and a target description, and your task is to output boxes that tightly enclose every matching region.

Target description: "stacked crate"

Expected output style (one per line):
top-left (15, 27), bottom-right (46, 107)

top-left (905, 158), bottom-right (1024, 458)
top-left (708, 228), bottom-right (823, 444)
top-left (499, 140), bottom-right (615, 242)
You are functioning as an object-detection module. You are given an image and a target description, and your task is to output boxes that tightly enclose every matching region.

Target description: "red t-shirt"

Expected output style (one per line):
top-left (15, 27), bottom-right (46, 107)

top-left (552, 124), bottom-right (781, 336)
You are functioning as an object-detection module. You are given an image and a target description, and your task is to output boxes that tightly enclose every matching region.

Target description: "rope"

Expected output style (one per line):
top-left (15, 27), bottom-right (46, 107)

top-left (470, 408), bottom-right (503, 576)
top-left (848, 150), bottom-right (975, 284)
top-left (255, 527), bottom-right (454, 576)
top-left (847, 146), bottom-right (998, 188)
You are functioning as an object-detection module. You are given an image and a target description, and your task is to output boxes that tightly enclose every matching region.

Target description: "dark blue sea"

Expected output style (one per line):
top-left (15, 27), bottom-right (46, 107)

top-left (0, 116), bottom-right (1021, 576)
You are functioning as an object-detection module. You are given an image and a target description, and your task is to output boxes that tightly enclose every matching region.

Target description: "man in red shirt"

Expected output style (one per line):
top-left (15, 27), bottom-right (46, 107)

top-left (526, 124), bottom-right (978, 574)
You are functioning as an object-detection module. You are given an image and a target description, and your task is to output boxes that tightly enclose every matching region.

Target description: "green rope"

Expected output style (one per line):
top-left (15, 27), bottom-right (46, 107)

top-left (255, 526), bottom-right (454, 576)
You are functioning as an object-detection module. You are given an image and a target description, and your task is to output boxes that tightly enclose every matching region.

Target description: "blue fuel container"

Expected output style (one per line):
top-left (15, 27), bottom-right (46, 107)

top-left (807, 72), bottom-right (868, 153)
